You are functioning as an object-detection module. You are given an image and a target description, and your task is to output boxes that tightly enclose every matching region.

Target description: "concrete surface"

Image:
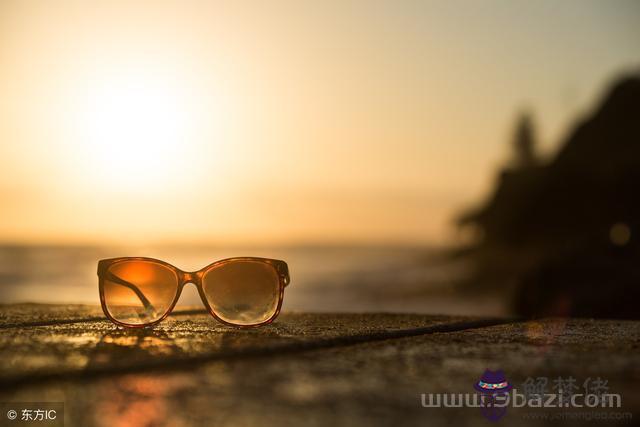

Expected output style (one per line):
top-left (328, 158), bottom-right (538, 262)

top-left (0, 304), bottom-right (638, 426)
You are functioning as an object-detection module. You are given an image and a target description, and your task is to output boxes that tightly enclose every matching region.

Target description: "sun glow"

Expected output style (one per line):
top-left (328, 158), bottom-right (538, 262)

top-left (74, 66), bottom-right (202, 192)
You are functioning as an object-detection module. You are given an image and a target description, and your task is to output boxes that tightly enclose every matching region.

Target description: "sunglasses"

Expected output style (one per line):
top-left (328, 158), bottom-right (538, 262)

top-left (97, 257), bottom-right (290, 328)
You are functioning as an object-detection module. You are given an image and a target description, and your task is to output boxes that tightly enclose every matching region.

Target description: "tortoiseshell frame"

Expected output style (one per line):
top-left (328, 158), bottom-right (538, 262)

top-left (97, 257), bottom-right (290, 329)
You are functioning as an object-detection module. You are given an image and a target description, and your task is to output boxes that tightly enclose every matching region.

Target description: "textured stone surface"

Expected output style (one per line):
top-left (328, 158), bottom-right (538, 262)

top-left (0, 305), bottom-right (638, 426)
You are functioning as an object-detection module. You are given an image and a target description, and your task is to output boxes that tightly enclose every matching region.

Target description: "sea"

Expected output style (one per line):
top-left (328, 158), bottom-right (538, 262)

top-left (0, 244), bottom-right (506, 316)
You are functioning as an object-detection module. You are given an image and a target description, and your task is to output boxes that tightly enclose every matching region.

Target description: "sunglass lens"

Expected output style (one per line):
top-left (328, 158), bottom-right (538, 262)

top-left (102, 260), bottom-right (179, 325)
top-left (202, 260), bottom-right (280, 326)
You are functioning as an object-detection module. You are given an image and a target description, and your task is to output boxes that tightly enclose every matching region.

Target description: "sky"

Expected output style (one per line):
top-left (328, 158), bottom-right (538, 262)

top-left (0, 0), bottom-right (639, 245)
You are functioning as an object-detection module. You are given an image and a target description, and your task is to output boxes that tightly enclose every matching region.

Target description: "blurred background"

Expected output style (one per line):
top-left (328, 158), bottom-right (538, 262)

top-left (1, 0), bottom-right (638, 317)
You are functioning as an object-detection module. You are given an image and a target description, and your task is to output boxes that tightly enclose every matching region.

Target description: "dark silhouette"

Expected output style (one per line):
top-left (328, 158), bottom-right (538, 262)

top-left (512, 112), bottom-right (538, 169)
top-left (458, 74), bottom-right (640, 319)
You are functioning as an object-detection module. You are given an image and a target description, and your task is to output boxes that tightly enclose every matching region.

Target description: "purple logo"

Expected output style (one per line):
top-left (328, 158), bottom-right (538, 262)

top-left (474, 369), bottom-right (512, 421)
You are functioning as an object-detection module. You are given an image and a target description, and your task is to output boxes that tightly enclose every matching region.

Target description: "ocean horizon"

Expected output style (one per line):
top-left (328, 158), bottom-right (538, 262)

top-left (0, 243), bottom-right (504, 316)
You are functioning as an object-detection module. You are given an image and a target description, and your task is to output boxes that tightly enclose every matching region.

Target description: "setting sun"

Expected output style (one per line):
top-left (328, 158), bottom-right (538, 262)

top-left (74, 65), bottom-right (195, 190)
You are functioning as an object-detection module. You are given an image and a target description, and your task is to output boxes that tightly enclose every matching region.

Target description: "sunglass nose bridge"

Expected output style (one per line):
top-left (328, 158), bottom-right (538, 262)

top-left (181, 271), bottom-right (199, 284)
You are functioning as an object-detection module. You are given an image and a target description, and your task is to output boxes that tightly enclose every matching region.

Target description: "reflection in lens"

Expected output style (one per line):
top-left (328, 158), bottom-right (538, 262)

top-left (102, 260), bottom-right (179, 325)
top-left (202, 260), bottom-right (280, 325)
